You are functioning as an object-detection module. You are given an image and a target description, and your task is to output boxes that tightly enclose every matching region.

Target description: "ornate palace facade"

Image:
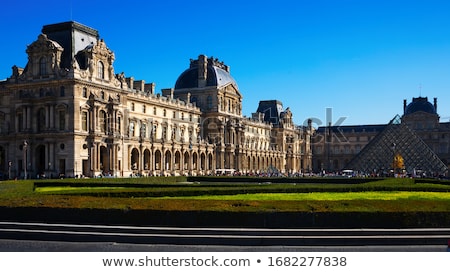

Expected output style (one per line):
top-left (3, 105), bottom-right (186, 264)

top-left (0, 21), bottom-right (312, 179)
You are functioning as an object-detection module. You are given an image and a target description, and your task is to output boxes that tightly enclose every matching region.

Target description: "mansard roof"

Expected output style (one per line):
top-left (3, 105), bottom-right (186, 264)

top-left (174, 55), bottom-right (238, 90)
top-left (404, 96), bottom-right (437, 115)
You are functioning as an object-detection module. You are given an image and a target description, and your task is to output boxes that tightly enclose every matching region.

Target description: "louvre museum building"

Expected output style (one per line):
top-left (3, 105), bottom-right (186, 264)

top-left (0, 21), bottom-right (313, 179)
top-left (1, 21), bottom-right (449, 179)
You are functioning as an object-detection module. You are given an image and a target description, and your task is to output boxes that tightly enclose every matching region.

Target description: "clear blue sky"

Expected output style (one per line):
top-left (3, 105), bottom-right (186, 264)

top-left (2, 0), bottom-right (450, 126)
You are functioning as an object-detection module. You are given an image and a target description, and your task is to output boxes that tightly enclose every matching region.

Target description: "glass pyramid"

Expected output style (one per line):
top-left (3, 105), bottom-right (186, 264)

top-left (345, 115), bottom-right (448, 176)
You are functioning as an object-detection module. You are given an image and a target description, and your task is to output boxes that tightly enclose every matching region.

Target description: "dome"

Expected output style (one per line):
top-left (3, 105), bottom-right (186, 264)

top-left (174, 55), bottom-right (238, 90)
top-left (404, 97), bottom-right (437, 115)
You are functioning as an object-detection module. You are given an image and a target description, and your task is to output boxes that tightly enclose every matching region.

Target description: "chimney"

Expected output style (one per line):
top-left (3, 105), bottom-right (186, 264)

top-left (403, 99), bottom-right (407, 114)
top-left (134, 80), bottom-right (145, 91)
top-left (198, 54), bottom-right (207, 88)
top-left (434, 97), bottom-right (437, 112)
top-left (126, 77), bottom-right (134, 90)
top-left (145, 83), bottom-right (155, 94)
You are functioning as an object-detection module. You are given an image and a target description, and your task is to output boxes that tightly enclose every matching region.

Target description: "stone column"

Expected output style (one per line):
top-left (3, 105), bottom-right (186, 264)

top-left (49, 105), bottom-right (55, 129)
top-left (26, 107), bottom-right (31, 130)
top-left (45, 106), bottom-right (50, 129)
top-left (22, 109), bottom-right (27, 131)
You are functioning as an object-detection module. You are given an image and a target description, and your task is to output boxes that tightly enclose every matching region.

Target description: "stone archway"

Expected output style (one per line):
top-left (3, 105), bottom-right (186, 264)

top-left (165, 150), bottom-right (172, 171)
top-left (184, 151), bottom-right (190, 170)
top-left (131, 148), bottom-right (139, 171)
top-left (100, 146), bottom-right (109, 174)
top-left (200, 153), bottom-right (206, 171)
top-left (208, 153), bottom-right (213, 170)
top-left (174, 151), bottom-right (181, 170)
top-left (154, 150), bottom-right (162, 170)
top-left (143, 149), bottom-right (151, 170)
top-left (192, 152), bottom-right (198, 170)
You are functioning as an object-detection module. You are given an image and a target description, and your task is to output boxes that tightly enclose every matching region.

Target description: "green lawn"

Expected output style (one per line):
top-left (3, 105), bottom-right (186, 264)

top-left (1, 177), bottom-right (450, 212)
top-left (160, 191), bottom-right (450, 201)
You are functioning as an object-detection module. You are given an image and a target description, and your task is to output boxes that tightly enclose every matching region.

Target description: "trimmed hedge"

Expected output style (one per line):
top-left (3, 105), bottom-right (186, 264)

top-left (33, 177), bottom-right (450, 198)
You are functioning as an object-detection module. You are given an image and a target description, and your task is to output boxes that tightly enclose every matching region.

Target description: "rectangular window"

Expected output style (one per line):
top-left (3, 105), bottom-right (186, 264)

top-left (81, 111), bottom-right (88, 131)
top-left (59, 111), bottom-right (66, 130)
top-left (17, 113), bottom-right (23, 132)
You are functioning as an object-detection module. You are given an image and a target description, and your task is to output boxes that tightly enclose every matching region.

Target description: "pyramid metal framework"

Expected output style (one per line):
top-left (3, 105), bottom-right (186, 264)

top-left (345, 115), bottom-right (448, 175)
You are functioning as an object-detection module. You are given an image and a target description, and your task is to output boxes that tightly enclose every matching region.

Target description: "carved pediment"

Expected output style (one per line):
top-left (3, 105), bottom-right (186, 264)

top-left (21, 34), bottom-right (64, 79)
top-left (27, 34), bottom-right (63, 54)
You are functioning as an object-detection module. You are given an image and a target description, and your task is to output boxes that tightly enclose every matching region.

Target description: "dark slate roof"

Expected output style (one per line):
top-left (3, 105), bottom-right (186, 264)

top-left (174, 58), bottom-right (237, 90)
top-left (316, 124), bottom-right (387, 134)
top-left (42, 21), bottom-right (99, 69)
top-left (404, 97), bottom-right (436, 115)
top-left (256, 100), bottom-right (284, 125)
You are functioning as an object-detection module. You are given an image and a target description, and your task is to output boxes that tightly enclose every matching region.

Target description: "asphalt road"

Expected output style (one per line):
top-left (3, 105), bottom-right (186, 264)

top-left (0, 239), bottom-right (448, 252)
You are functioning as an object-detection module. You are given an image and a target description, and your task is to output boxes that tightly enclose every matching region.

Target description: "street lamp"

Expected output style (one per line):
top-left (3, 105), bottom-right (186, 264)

top-left (8, 161), bottom-right (11, 180)
top-left (23, 141), bottom-right (28, 180)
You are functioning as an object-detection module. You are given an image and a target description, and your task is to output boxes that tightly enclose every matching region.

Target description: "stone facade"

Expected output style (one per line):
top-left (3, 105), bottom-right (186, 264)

top-left (0, 21), bottom-right (312, 179)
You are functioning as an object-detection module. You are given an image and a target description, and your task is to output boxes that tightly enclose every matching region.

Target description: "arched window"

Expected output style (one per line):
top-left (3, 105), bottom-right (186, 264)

top-left (131, 103), bottom-right (135, 111)
top-left (97, 61), bottom-right (104, 79)
top-left (117, 116), bottom-right (121, 133)
top-left (39, 57), bottom-right (47, 76)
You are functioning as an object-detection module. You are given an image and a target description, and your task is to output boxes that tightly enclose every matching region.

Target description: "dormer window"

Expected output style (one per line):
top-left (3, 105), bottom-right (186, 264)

top-left (39, 57), bottom-right (47, 76)
top-left (98, 61), bottom-right (104, 79)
